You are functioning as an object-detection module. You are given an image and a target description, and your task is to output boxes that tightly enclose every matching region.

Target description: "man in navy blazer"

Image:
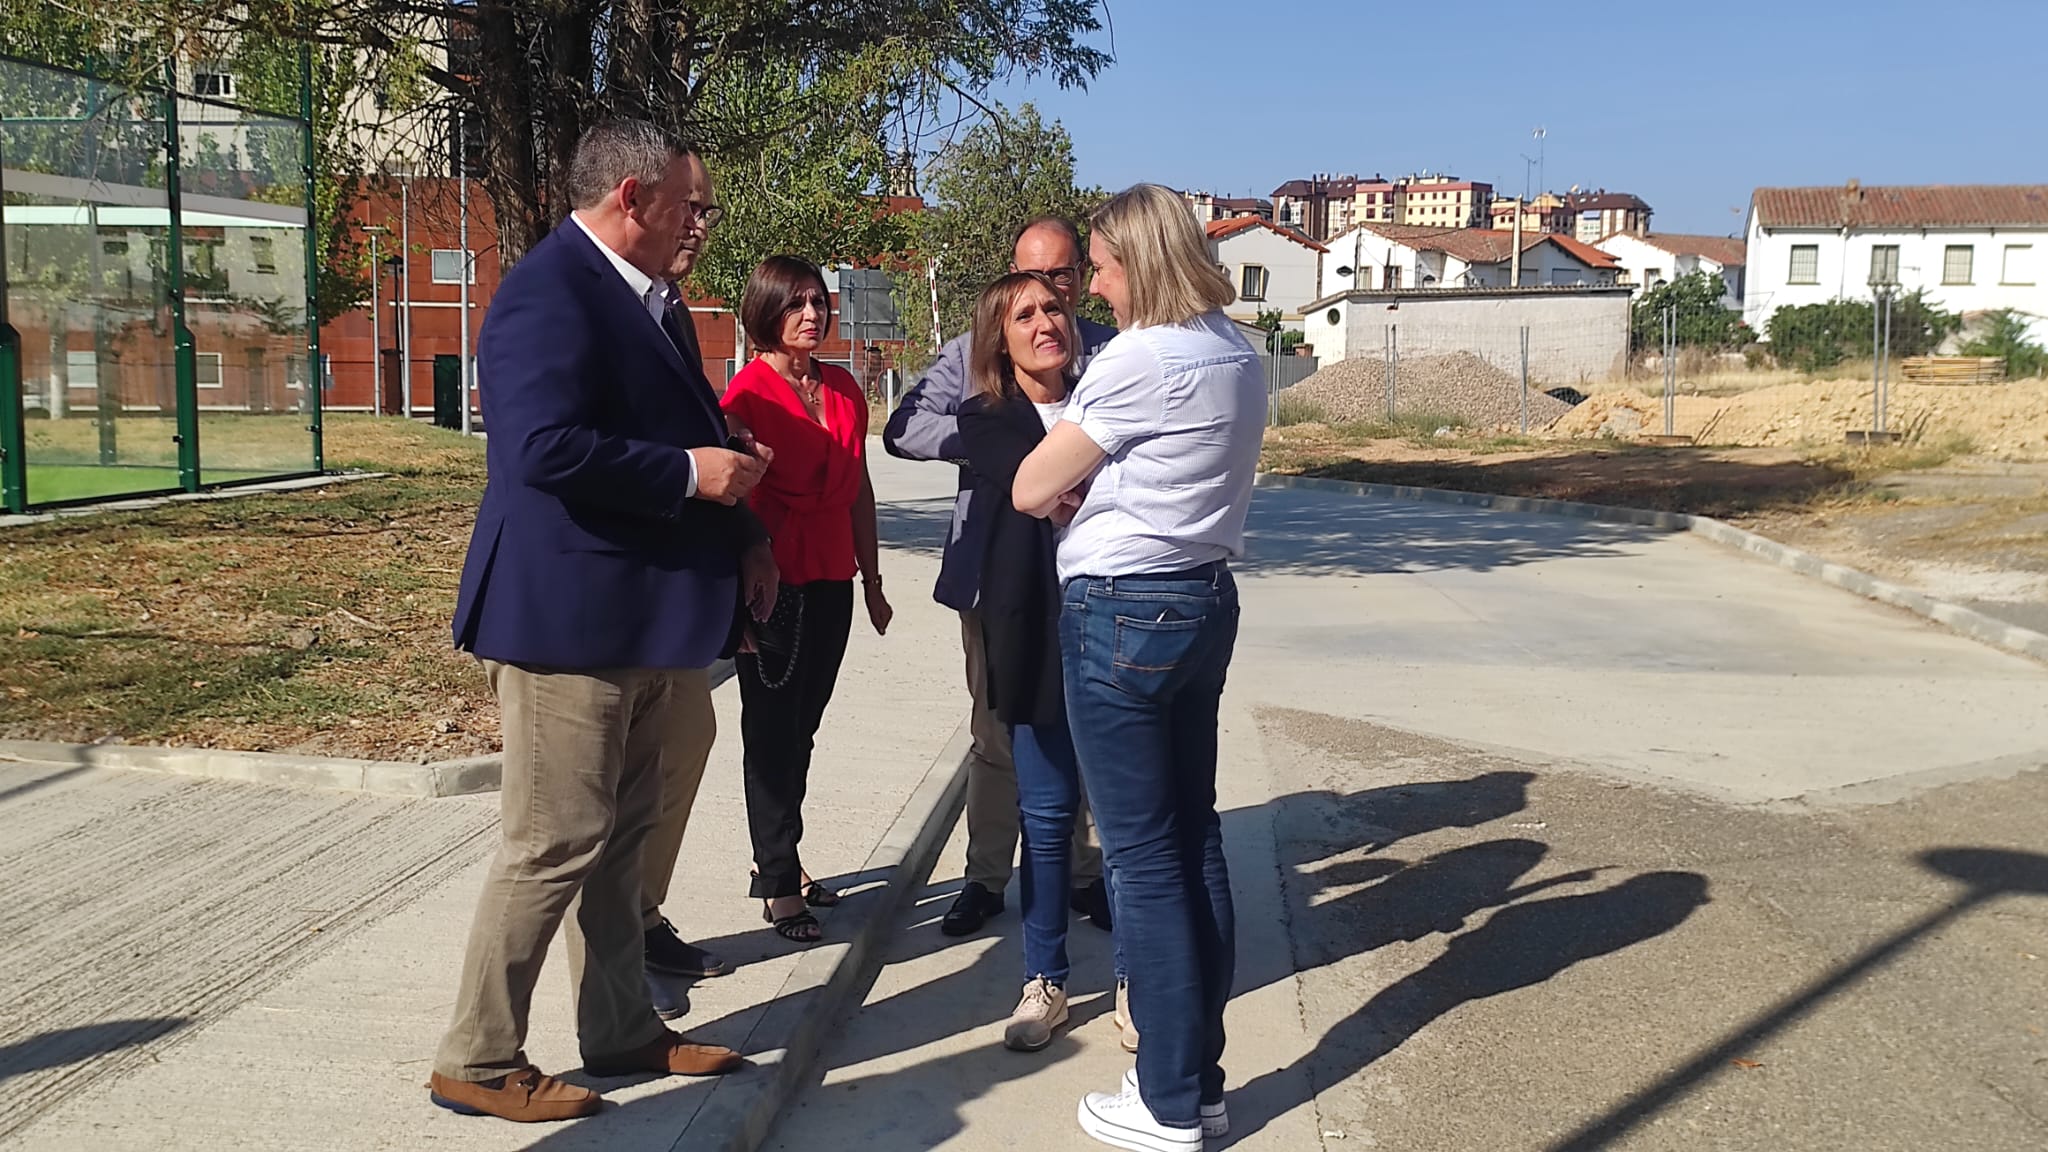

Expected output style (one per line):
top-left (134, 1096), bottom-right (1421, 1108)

top-left (429, 119), bottom-right (773, 1124)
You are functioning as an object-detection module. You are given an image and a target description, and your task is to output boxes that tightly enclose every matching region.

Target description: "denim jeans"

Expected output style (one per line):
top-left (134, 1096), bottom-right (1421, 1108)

top-left (1060, 564), bottom-right (1239, 1129)
top-left (1012, 719), bottom-right (1128, 989)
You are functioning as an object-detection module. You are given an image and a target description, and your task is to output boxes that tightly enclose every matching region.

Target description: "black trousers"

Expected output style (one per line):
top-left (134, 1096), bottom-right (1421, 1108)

top-left (738, 579), bottom-right (855, 900)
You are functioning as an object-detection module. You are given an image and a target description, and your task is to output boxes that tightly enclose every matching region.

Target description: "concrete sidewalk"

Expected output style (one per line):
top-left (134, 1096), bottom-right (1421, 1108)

top-left (0, 452), bottom-right (974, 1150)
top-left (765, 478), bottom-right (2048, 1151)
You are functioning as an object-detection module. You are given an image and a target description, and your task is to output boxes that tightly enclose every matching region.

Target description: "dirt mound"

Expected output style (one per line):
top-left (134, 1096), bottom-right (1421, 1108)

top-left (1551, 378), bottom-right (2048, 458)
top-left (1291, 352), bottom-right (1573, 431)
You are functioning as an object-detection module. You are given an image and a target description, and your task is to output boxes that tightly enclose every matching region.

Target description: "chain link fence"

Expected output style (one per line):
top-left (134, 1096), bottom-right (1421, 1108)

top-left (1, 53), bottom-right (321, 512)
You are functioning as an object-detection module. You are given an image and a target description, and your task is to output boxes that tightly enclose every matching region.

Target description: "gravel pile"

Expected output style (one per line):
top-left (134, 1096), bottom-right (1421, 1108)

top-left (1290, 351), bottom-right (1574, 431)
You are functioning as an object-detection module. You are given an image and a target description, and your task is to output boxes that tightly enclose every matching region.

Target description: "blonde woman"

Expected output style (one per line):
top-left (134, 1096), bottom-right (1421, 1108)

top-left (1014, 184), bottom-right (1266, 1152)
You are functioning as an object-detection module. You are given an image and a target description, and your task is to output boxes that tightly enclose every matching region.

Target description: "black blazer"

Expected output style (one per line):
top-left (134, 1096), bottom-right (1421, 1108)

top-left (957, 389), bottom-right (1065, 728)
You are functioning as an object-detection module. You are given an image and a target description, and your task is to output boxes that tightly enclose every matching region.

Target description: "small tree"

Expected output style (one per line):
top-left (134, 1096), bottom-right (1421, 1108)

top-left (1960, 309), bottom-right (2048, 379)
top-left (1630, 271), bottom-right (1747, 354)
top-left (895, 103), bottom-right (1103, 364)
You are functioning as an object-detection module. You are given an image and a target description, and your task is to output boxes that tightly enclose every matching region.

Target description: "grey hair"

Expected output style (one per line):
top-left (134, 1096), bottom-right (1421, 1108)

top-left (567, 119), bottom-right (691, 211)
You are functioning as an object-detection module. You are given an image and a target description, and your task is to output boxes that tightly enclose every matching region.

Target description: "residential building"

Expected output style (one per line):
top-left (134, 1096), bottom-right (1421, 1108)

top-left (1744, 182), bottom-right (2048, 342)
top-left (1595, 232), bottom-right (1746, 307)
top-left (1396, 173), bottom-right (1494, 229)
top-left (1271, 173), bottom-right (1361, 242)
top-left (1205, 217), bottom-right (1328, 325)
top-left (1351, 176), bottom-right (1405, 225)
top-left (1319, 224), bottom-right (1619, 297)
top-left (1564, 190), bottom-right (1653, 242)
top-left (1183, 190), bottom-right (1272, 223)
top-left (1488, 192), bottom-right (1576, 234)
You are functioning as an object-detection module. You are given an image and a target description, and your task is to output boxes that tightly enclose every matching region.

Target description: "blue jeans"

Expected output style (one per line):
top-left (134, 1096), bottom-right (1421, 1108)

top-left (1060, 565), bottom-right (1239, 1128)
top-left (1012, 719), bottom-right (1128, 988)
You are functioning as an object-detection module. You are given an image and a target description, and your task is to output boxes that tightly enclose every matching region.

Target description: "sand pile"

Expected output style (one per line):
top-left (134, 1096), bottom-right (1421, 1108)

top-left (1290, 351), bottom-right (1573, 431)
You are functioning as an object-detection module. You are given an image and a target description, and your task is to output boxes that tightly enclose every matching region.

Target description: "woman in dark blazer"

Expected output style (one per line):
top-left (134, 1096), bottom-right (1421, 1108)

top-left (957, 271), bottom-right (1097, 1053)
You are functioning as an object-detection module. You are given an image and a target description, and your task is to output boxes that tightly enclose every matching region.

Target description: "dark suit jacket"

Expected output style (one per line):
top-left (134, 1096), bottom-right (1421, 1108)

top-left (451, 221), bottom-right (740, 670)
top-left (957, 390), bottom-right (1064, 728)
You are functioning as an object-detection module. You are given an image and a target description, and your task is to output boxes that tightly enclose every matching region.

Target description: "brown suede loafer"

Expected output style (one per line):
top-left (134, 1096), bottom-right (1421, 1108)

top-left (428, 1067), bottom-right (600, 1122)
top-left (585, 1029), bottom-right (745, 1078)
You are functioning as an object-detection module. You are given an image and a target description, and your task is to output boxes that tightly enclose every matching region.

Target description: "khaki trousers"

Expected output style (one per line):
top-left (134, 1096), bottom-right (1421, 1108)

top-left (433, 661), bottom-right (672, 1082)
top-left (633, 667), bottom-right (717, 930)
top-left (959, 610), bottom-right (1103, 892)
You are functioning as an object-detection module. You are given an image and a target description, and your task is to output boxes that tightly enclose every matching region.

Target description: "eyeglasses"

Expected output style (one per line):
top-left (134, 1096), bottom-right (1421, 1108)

top-left (1036, 265), bottom-right (1085, 288)
top-left (785, 292), bottom-right (830, 313)
top-left (686, 201), bottom-right (724, 229)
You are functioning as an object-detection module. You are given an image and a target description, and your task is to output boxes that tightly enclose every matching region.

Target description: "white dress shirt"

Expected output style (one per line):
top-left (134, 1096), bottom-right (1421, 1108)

top-left (569, 211), bottom-right (699, 496)
top-left (1054, 310), bottom-right (1267, 582)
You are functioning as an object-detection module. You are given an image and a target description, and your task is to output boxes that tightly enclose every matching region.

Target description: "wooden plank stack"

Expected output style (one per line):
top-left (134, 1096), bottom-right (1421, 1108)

top-left (1898, 356), bottom-right (2007, 385)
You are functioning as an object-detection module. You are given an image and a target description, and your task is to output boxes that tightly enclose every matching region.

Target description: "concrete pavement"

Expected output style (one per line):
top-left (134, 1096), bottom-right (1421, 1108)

top-left (765, 471), bottom-right (2048, 1151)
top-left (5, 452), bottom-right (2047, 1150)
top-left (0, 451), bottom-right (971, 1150)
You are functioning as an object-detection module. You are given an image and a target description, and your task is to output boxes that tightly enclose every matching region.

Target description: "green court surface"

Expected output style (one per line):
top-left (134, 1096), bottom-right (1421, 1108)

top-left (22, 464), bottom-right (273, 506)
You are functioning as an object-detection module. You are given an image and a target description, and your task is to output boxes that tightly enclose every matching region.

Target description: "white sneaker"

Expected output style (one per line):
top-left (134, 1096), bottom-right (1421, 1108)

top-left (1002, 977), bottom-right (1069, 1051)
top-left (1113, 980), bottom-right (1140, 1053)
top-left (1123, 1067), bottom-right (1228, 1138)
top-left (1077, 1087), bottom-right (1203, 1152)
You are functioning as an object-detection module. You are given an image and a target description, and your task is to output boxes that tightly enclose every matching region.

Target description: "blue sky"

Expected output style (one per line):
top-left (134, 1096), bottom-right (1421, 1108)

top-left (992, 0), bottom-right (2044, 236)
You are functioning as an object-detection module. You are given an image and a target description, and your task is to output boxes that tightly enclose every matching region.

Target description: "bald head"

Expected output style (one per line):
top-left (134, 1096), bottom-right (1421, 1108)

top-left (1010, 218), bottom-right (1086, 309)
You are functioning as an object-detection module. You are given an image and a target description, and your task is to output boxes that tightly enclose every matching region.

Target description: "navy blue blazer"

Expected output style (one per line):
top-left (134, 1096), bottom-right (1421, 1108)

top-left (451, 221), bottom-right (740, 670)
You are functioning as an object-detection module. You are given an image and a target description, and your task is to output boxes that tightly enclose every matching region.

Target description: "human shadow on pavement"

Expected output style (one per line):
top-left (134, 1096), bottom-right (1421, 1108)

top-left (0, 1017), bottom-right (187, 1083)
top-left (1545, 847), bottom-right (2048, 1152)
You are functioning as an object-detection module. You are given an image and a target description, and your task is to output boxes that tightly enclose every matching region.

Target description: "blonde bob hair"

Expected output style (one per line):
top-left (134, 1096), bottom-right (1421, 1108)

top-left (969, 271), bottom-right (1075, 402)
top-left (1089, 183), bottom-right (1236, 328)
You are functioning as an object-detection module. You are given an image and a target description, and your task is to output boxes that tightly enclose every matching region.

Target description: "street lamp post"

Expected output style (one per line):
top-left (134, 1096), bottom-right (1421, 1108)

top-left (363, 224), bottom-right (390, 415)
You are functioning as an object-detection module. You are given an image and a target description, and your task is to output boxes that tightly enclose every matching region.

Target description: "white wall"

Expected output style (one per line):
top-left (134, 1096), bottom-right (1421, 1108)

top-left (1210, 227), bottom-right (1322, 322)
top-left (1745, 219), bottom-right (2048, 342)
top-left (1317, 288), bottom-right (1632, 384)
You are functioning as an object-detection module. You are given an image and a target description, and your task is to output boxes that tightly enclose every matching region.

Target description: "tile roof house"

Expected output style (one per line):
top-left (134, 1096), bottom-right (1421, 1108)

top-left (1595, 232), bottom-right (1747, 308)
top-left (1205, 216), bottom-right (1328, 325)
top-left (1744, 182), bottom-right (2048, 342)
top-left (1318, 224), bottom-right (1618, 296)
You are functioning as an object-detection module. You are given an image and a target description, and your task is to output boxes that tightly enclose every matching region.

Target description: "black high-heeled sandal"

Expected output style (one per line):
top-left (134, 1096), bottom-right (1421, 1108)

top-left (801, 880), bottom-right (842, 908)
top-left (762, 899), bottom-right (822, 943)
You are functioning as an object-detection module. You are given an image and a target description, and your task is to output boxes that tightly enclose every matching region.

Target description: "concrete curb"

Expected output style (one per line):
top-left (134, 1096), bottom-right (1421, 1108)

top-left (0, 661), bottom-right (737, 797)
top-left (683, 719), bottom-right (974, 1152)
top-left (1255, 472), bottom-right (2048, 666)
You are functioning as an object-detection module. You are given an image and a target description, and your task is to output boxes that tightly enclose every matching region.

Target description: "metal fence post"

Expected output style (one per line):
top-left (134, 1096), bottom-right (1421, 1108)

top-left (162, 61), bottom-right (200, 491)
top-left (1385, 323), bottom-right (1399, 420)
top-left (301, 44), bottom-right (324, 471)
top-left (1519, 325), bottom-right (1531, 434)
top-left (1663, 304), bottom-right (1676, 437)
top-left (0, 152), bottom-right (23, 513)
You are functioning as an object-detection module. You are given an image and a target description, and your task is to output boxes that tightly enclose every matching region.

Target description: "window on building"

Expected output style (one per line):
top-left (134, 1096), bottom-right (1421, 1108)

top-left (1943, 245), bottom-right (1974, 285)
top-left (64, 351), bottom-right (98, 390)
top-left (1382, 265), bottom-right (1402, 290)
top-left (1645, 266), bottom-right (1663, 286)
top-left (196, 352), bottom-right (223, 389)
top-left (1788, 244), bottom-right (1819, 284)
top-left (2003, 244), bottom-right (2035, 285)
top-left (192, 70), bottom-right (234, 98)
top-left (185, 236), bottom-right (228, 295)
top-left (1868, 245), bottom-right (1900, 286)
top-left (249, 236), bottom-right (277, 274)
top-left (431, 249), bottom-right (476, 284)
top-left (1239, 264), bottom-right (1268, 301)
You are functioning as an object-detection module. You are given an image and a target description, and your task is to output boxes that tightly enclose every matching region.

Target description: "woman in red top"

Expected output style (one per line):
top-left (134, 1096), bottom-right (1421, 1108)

top-left (722, 255), bottom-right (893, 943)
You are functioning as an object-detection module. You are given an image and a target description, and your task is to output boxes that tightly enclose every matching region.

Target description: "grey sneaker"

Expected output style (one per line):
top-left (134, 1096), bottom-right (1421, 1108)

top-left (1113, 980), bottom-right (1140, 1053)
top-left (1123, 1067), bottom-right (1228, 1138)
top-left (1002, 977), bottom-right (1070, 1051)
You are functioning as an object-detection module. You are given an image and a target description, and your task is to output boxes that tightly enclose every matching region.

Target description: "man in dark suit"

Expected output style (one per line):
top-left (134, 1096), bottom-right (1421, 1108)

top-left (429, 119), bottom-right (773, 1124)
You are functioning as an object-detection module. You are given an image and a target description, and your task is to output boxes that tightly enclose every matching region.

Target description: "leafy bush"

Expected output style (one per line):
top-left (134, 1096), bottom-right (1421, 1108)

top-left (1631, 271), bottom-right (1748, 353)
top-left (1764, 292), bottom-right (1958, 373)
top-left (1959, 309), bottom-right (2047, 379)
